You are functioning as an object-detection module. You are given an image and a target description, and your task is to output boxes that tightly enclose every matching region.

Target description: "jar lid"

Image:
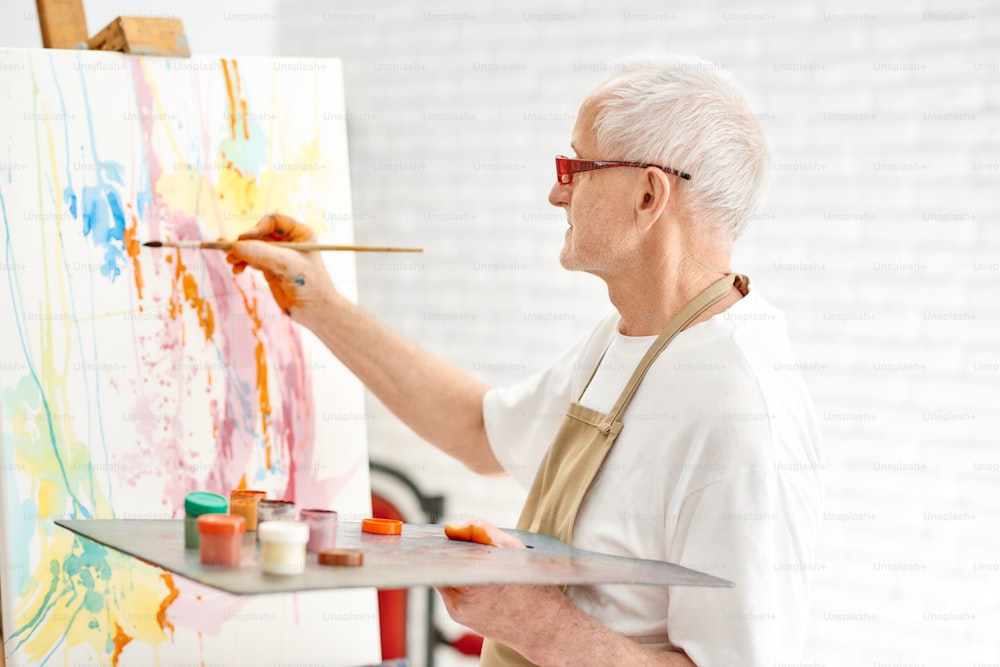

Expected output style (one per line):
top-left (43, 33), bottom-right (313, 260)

top-left (361, 517), bottom-right (403, 535)
top-left (198, 514), bottom-right (246, 535)
top-left (258, 520), bottom-right (309, 544)
top-left (258, 499), bottom-right (295, 508)
top-left (300, 508), bottom-right (338, 519)
top-left (185, 491), bottom-right (228, 517)
top-left (319, 548), bottom-right (363, 567)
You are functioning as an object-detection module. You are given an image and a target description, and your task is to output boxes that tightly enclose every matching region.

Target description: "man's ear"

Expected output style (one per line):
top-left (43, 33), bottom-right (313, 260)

top-left (635, 168), bottom-right (671, 231)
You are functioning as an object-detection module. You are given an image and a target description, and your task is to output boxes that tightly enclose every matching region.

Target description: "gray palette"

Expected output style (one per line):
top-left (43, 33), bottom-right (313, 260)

top-left (55, 519), bottom-right (732, 594)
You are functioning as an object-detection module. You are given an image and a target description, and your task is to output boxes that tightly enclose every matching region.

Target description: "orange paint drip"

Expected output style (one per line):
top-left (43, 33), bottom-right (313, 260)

top-left (255, 341), bottom-right (272, 447)
top-left (111, 622), bottom-right (133, 666)
top-left (124, 215), bottom-right (144, 306)
top-left (235, 285), bottom-right (276, 460)
top-left (169, 248), bottom-right (216, 343)
top-left (239, 290), bottom-right (264, 331)
top-left (221, 59), bottom-right (237, 140)
top-left (233, 59), bottom-right (250, 141)
top-left (167, 249), bottom-right (187, 345)
top-left (240, 98), bottom-right (249, 141)
top-left (169, 249), bottom-right (183, 323)
top-left (157, 573), bottom-right (180, 640)
top-left (238, 473), bottom-right (248, 490)
top-left (181, 272), bottom-right (216, 341)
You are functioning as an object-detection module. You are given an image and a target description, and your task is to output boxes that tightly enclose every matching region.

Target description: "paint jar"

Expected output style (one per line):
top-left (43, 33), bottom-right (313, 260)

top-left (184, 491), bottom-right (228, 550)
top-left (258, 520), bottom-right (309, 575)
top-left (197, 514), bottom-right (246, 566)
top-left (230, 489), bottom-right (267, 531)
top-left (256, 499), bottom-right (296, 529)
top-left (300, 508), bottom-right (338, 552)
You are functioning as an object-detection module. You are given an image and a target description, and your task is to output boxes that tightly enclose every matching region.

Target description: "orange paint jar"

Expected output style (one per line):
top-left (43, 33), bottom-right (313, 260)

top-left (230, 489), bottom-right (266, 530)
top-left (197, 514), bottom-right (246, 566)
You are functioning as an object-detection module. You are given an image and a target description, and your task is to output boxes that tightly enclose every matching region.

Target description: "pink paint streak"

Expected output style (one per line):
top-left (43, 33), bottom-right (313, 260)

top-left (124, 61), bottom-right (315, 511)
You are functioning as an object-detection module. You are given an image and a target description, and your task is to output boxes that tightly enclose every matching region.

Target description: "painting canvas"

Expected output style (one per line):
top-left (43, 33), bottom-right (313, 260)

top-left (0, 49), bottom-right (380, 666)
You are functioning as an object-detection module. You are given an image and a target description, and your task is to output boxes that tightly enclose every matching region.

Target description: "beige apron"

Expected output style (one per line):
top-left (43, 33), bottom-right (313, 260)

top-left (479, 273), bottom-right (749, 666)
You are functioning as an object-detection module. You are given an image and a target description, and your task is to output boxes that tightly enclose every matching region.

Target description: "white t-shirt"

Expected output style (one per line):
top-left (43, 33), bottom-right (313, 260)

top-left (483, 291), bottom-right (824, 666)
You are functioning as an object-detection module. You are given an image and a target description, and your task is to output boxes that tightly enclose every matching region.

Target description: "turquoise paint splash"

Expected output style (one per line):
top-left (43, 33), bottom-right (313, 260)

top-left (220, 117), bottom-right (267, 177)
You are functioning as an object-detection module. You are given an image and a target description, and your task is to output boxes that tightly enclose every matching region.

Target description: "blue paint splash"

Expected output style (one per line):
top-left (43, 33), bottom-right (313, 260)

top-left (66, 53), bottom-right (129, 281)
top-left (80, 186), bottom-right (126, 280)
top-left (62, 187), bottom-right (77, 218)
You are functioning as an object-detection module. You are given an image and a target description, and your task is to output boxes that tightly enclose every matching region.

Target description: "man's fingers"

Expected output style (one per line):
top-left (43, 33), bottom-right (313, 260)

top-left (237, 213), bottom-right (315, 243)
top-left (229, 214), bottom-right (316, 277)
top-left (444, 519), bottom-right (526, 549)
top-left (229, 239), bottom-right (295, 275)
top-left (489, 528), bottom-right (527, 550)
top-left (237, 213), bottom-right (285, 241)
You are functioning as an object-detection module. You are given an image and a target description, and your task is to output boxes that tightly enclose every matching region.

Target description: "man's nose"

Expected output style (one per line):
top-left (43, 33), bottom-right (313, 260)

top-left (548, 179), bottom-right (571, 207)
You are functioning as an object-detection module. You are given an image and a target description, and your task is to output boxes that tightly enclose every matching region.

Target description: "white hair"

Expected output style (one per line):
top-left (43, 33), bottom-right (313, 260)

top-left (590, 55), bottom-right (772, 240)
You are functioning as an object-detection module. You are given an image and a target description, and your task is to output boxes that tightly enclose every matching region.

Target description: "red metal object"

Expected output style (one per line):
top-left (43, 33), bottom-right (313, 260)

top-left (372, 493), bottom-right (408, 661)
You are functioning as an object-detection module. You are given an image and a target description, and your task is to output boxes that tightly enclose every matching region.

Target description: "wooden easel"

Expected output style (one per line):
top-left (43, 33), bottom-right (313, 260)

top-left (35, 0), bottom-right (191, 56)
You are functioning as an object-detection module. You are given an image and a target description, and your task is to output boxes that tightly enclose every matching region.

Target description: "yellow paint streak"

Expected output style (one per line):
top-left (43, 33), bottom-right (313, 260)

top-left (215, 165), bottom-right (259, 218)
top-left (36, 478), bottom-right (55, 520)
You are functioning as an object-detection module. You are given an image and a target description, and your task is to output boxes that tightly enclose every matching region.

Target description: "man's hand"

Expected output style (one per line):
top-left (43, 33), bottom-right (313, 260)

top-left (226, 213), bottom-right (337, 320)
top-left (436, 520), bottom-right (696, 666)
top-left (437, 581), bottom-right (566, 653)
top-left (437, 520), bottom-right (564, 655)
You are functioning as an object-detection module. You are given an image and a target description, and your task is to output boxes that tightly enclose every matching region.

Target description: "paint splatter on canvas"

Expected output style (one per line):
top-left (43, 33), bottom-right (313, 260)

top-left (0, 50), bottom-right (379, 666)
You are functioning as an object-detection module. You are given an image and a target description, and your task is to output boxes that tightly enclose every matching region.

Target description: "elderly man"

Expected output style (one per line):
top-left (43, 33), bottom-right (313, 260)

top-left (227, 55), bottom-right (824, 667)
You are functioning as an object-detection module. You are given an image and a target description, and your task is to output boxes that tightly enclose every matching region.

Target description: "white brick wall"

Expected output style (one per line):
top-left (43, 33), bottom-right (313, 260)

top-left (275, 1), bottom-right (1000, 664)
top-left (3, 0), bottom-right (996, 664)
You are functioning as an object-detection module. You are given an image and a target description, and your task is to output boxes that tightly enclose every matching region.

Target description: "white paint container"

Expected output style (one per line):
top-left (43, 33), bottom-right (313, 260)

top-left (258, 520), bottom-right (309, 575)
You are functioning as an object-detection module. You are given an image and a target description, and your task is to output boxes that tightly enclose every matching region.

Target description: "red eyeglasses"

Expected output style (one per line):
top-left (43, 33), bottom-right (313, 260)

top-left (555, 155), bottom-right (692, 184)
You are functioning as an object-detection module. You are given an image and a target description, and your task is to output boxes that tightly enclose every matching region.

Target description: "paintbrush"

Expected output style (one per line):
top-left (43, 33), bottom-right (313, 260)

top-left (143, 240), bottom-right (423, 253)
